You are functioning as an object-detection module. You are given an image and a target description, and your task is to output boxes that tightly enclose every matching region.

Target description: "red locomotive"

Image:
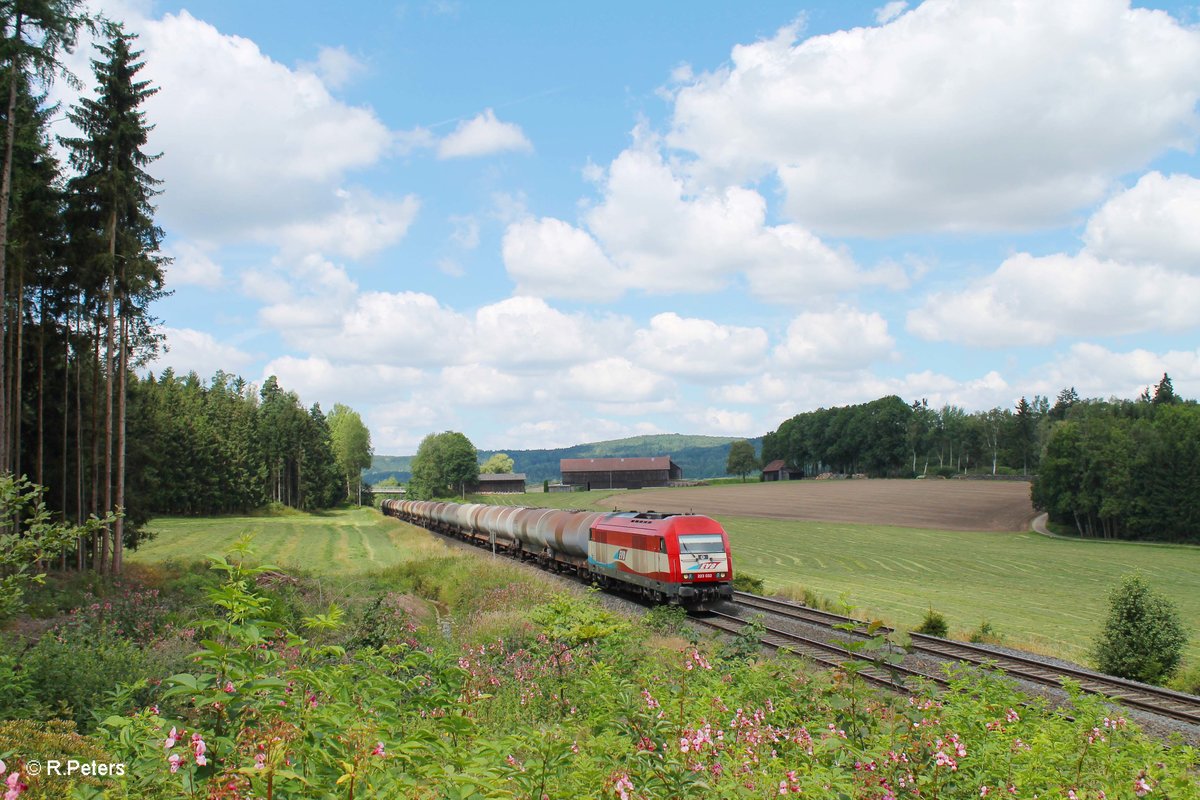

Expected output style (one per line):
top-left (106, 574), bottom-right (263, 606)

top-left (381, 499), bottom-right (733, 606)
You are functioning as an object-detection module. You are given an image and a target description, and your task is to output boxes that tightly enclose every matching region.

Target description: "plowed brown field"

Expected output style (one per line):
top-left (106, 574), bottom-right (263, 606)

top-left (605, 479), bottom-right (1037, 531)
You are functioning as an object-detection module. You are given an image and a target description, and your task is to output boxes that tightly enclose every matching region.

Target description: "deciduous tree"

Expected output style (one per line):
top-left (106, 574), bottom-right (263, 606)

top-left (328, 403), bottom-right (372, 502)
top-left (480, 452), bottom-right (514, 474)
top-left (725, 439), bottom-right (758, 482)
top-left (409, 431), bottom-right (478, 499)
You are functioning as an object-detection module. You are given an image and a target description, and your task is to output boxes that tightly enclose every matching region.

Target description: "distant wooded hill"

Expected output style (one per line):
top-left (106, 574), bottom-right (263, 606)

top-left (363, 434), bottom-right (763, 486)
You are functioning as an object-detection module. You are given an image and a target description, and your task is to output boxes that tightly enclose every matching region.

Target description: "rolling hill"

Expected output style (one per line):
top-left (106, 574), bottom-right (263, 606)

top-left (363, 433), bottom-right (763, 486)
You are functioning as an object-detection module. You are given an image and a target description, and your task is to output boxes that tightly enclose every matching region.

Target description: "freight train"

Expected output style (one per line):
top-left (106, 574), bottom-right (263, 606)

top-left (381, 499), bottom-right (734, 607)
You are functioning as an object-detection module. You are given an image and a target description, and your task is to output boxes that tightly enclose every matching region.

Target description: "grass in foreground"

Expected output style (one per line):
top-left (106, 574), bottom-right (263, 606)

top-left (8, 534), bottom-right (1195, 798)
top-left (132, 506), bottom-right (449, 574)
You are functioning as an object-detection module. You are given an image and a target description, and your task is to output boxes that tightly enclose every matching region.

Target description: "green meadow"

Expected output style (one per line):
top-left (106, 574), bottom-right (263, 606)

top-left (132, 507), bottom-right (450, 575)
top-left (723, 515), bottom-right (1200, 663)
top-left (136, 497), bottom-right (1200, 665)
top-left (481, 491), bottom-right (1200, 664)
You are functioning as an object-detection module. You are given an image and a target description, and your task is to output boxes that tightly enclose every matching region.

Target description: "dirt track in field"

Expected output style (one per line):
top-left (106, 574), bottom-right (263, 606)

top-left (603, 479), bottom-right (1038, 532)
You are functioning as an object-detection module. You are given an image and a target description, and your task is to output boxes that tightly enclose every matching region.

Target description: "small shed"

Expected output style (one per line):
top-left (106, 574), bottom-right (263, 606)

top-left (761, 459), bottom-right (798, 481)
top-left (473, 473), bottom-right (527, 494)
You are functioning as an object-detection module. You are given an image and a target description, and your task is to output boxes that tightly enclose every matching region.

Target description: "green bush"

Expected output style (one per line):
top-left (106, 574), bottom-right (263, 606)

top-left (1092, 573), bottom-right (1187, 684)
top-left (969, 620), bottom-right (1003, 644)
top-left (21, 629), bottom-right (149, 731)
top-left (914, 607), bottom-right (949, 637)
top-left (731, 572), bottom-right (764, 594)
top-left (642, 604), bottom-right (689, 635)
top-left (1167, 662), bottom-right (1200, 695)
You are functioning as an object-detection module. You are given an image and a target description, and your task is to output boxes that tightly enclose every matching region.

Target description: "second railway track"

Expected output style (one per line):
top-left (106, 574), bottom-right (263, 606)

top-left (724, 590), bottom-right (1200, 727)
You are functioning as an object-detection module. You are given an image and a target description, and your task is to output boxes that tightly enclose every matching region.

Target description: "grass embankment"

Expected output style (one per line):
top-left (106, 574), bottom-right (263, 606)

top-left (473, 491), bottom-right (1200, 664)
top-left (133, 506), bottom-right (447, 574)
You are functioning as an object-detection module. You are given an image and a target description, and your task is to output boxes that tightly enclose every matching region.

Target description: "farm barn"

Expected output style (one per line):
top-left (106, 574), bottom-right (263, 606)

top-left (560, 456), bottom-right (682, 490)
top-left (473, 472), bottom-right (527, 493)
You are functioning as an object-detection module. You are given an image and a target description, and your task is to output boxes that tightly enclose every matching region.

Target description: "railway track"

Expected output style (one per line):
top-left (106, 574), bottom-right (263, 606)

top-left (906, 633), bottom-right (1200, 726)
top-left (729, 591), bottom-right (1200, 726)
top-left (693, 608), bottom-right (942, 694)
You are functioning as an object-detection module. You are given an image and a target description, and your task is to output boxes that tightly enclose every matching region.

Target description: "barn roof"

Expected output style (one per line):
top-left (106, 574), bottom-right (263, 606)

top-left (762, 459), bottom-right (787, 472)
top-left (477, 472), bottom-right (527, 482)
top-left (560, 456), bottom-right (677, 472)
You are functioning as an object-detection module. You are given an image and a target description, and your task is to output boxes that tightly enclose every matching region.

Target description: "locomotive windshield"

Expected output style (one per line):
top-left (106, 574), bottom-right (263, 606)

top-left (678, 534), bottom-right (725, 554)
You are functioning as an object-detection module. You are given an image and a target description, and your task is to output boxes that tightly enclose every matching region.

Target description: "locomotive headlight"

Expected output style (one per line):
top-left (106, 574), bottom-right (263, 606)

top-left (718, 572), bottom-right (726, 578)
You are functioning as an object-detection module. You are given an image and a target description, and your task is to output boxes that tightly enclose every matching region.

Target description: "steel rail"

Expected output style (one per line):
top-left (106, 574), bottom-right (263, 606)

top-left (733, 590), bottom-right (1200, 726)
top-left (695, 608), bottom-right (942, 694)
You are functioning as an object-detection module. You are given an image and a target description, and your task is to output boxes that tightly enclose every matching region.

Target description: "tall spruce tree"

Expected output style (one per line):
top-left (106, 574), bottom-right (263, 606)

top-left (0, 0), bottom-right (89, 473)
top-left (60, 24), bottom-right (164, 573)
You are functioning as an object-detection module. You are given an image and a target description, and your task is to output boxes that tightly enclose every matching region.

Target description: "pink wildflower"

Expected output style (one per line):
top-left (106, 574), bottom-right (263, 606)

top-left (1005, 708), bottom-right (1019, 723)
top-left (254, 752), bottom-right (267, 770)
top-left (192, 732), bottom-right (208, 766)
top-left (1134, 776), bottom-right (1152, 796)
top-left (0, 759), bottom-right (5, 775)
top-left (223, 681), bottom-right (235, 694)
top-left (4, 771), bottom-right (26, 800)
top-left (168, 753), bottom-right (183, 773)
top-left (979, 788), bottom-right (990, 797)
top-left (373, 742), bottom-right (386, 757)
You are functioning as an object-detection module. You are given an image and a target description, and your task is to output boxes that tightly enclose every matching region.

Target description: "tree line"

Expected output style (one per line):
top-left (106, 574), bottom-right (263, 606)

top-left (124, 371), bottom-right (372, 523)
top-left (0, 5), bottom-right (166, 573)
top-left (1032, 376), bottom-right (1198, 543)
top-left (762, 395), bottom-right (1033, 478)
top-left (1, 4), bottom-right (375, 573)
top-left (761, 393), bottom-right (1065, 479)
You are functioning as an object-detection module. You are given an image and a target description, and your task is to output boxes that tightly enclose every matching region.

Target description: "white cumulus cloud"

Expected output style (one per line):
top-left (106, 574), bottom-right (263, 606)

top-left (134, 11), bottom-right (396, 241)
top-left (775, 308), bottom-right (896, 370)
top-left (149, 328), bottom-right (253, 378)
top-left (301, 45), bottom-right (367, 89)
top-left (502, 143), bottom-right (901, 304)
top-left (875, 2), bottom-right (908, 24)
top-left (908, 252), bottom-right (1200, 346)
top-left (502, 217), bottom-right (623, 301)
top-left (565, 357), bottom-right (673, 404)
top-left (163, 241), bottom-right (223, 288)
top-left (1083, 172), bottom-right (1200, 272)
top-left (270, 189), bottom-right (420, 260)
top-left (630, 313), bottom-right (768, 381)
top-left (669, 0), bottom-right (1200, 234)
top-left (438, 109), bottom-right (533, 159)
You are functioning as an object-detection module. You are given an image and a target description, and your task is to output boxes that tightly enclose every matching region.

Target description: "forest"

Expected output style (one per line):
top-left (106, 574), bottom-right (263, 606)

top-left (1032, 378), bottom-right (1199, 543)
top-left (0, 6), bottom-right (365, 574)
top-left (760, 393), bottom-right (1047, 479)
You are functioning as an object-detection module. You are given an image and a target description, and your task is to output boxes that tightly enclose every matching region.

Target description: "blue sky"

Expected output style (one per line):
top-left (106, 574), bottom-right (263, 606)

top-left (66, 0), bottom-right (1200, 454)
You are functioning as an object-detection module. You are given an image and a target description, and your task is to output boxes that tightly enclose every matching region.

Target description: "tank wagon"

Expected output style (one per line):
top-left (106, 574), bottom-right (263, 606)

top-left (381, 499), bottom-right (733, 606)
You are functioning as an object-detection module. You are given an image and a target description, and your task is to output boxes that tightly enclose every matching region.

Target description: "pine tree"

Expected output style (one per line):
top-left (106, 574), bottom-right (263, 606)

top-left (0, 0), bottom-right (89, 473)
top-left (1151, 373), bottom-right (1178, 406)
top-left (60, 24), bottom-right (165, 572)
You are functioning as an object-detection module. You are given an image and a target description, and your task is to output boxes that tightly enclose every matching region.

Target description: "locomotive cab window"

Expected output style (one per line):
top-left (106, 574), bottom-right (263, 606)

top-left (678, 535), bottom-right (725, 554)
top-left (658, 537), bottom-right (666, 554)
